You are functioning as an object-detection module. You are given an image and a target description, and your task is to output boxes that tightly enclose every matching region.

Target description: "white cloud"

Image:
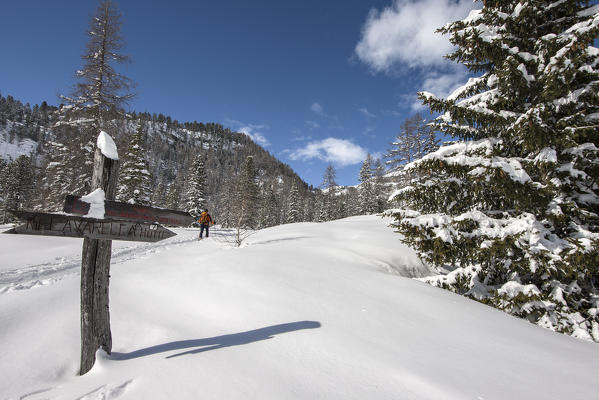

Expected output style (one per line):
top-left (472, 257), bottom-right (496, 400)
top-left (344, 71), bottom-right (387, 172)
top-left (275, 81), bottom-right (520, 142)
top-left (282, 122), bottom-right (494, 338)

top-left (225, 118), bottom-right (271, 147)
top-left (289, 138), bottom-right (368, 166)
top-left (359, 107), bottom-right (376, 118)
top-left (421, 67), bottom-right (468, 98)
top-left (238, 125), bottom-right (270, 147)
top-left (306, 120), bottom-right (320, 130)
top-left (355, 0), bottom-right (479, 73)
top-left (292, 135), bottom-right (312, 142)
top-left (363, 126), bottom-right (376, 138)
top-left (311, 102), bottom-right (326, 116)
top-left (403, 66), bottom-right (469, 110)
top-left (381, 108), bottom-right (403, 118)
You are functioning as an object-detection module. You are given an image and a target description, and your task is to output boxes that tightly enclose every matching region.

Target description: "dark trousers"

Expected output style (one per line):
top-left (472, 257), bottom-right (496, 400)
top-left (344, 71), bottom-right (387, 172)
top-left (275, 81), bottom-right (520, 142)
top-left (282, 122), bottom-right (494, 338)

top-left (200, 224), bottom-right (209, 238)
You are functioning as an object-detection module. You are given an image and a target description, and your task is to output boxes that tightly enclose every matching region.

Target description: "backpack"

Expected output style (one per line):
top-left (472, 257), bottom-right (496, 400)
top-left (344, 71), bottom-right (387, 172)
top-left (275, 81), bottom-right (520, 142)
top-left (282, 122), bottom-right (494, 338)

top-left (199, 212), bottom-right (210, 224)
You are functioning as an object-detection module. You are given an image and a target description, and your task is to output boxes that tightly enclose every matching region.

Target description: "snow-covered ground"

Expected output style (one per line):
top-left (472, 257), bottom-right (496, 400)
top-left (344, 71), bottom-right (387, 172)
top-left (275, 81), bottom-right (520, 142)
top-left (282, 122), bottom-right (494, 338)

top-left (1, 216), bottom-right (598, 400)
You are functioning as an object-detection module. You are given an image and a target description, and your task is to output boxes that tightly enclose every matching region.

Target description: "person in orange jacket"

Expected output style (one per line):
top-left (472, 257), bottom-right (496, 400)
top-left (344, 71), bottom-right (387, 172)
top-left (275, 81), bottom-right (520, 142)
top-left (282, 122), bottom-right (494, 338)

top-left (198, 209), bottom-right (214, 240)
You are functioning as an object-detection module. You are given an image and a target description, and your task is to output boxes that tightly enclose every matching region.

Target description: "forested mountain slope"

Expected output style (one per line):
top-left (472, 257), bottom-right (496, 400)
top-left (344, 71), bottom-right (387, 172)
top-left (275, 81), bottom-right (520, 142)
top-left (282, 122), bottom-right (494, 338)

top-left (0, 92), bottom-right (308, 224)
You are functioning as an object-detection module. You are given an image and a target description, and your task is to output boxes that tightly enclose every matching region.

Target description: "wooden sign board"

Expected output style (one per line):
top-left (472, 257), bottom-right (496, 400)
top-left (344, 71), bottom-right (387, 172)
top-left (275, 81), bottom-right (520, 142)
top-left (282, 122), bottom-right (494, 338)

top-left (4, 211), bottom-right (176, 243)
top-left (64, 195), bottom-right (195, 227)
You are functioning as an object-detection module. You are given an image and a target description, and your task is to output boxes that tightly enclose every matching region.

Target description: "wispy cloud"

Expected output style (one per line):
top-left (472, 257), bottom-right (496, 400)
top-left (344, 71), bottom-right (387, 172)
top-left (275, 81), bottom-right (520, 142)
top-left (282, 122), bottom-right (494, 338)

top-left (311, 102), bottom-right (326, 117)
top-left (289, 138), bottom-right (368, 166)
top-left (359, 107), bottom-right (376, 118)
top-left (306, 102), bottom-right (344, 131)
top-left (363, 126), bottom-right (376, 138)
top-left (292, 135), bottom-right (313, 142)
top-left (238, 126), bottom-right (270, 147)
top-left (381, 108), bottom-right (404, 118)
top-left (306, 120), bottom-right (320, 130)
top-left (355, 0), bottom-right (477, 73)
top-left (225, 118), bottom-right (271, 147)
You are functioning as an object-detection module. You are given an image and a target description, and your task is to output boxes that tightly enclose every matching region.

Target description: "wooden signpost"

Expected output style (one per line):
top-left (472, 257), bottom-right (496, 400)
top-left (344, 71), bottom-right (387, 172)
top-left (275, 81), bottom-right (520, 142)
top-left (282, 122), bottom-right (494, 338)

top-left (5, 211), bottom-right (177, 242)
top-left (64, 195), bottom-right (195, 227)
top-left (80, 138), bottom-right (118, 376)
top-left (2, 131), bottom-right (194, 375)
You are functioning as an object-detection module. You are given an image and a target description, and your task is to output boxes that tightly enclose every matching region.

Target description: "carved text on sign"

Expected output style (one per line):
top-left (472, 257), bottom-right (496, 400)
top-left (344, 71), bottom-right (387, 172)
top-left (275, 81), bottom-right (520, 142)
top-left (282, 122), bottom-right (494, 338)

top-left (5, 211), bottom-right (176, 243)
top-left (64, 195), bottom-right (195, 227)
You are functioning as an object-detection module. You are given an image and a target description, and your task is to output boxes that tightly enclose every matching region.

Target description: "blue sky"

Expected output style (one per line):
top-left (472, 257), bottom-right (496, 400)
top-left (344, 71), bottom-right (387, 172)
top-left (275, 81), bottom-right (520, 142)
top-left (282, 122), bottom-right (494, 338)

top-left (0, 0), bottom-right (482, 186)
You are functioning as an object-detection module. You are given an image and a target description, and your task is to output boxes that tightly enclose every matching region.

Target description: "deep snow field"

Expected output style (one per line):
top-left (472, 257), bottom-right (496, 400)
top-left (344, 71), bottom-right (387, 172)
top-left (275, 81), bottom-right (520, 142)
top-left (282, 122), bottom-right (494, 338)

top-left (1, 216), bottom-right (598, 400)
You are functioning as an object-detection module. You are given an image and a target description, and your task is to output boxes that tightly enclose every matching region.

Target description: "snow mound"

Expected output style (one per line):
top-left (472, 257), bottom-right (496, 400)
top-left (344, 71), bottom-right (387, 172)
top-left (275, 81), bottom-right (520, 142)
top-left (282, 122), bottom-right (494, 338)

top-left (97, 131), bottom-right (119, 160)
top-left (81, 188), bottom-right (106, 219)
top-left (1, 216), bottom-right (598, 399)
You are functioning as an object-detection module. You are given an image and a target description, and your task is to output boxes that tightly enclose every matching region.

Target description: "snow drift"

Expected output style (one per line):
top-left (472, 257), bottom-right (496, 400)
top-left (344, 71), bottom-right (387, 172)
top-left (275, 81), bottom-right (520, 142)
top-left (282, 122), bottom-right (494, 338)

top-left (0, 216), bottom-right (597, 399)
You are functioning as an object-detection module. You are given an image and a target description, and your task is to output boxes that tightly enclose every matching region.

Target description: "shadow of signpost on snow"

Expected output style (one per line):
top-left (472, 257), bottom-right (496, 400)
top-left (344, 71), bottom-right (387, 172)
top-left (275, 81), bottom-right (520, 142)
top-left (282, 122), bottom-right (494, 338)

top-left (112, 321), bottom-right (321, 360)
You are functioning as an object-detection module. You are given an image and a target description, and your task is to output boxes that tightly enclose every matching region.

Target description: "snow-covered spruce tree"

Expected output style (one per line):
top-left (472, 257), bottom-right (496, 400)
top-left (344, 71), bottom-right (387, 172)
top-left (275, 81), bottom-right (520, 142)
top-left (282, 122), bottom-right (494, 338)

top-left (117, 121), bottom-right (152, 205)
top-left (0, 156), bottom-right (35, 221)
top-left (151, 177), bottom-right (167, 208)
top-left (390, 1), bottom-right (599, 341)
top-left (226, 156), bottom-right (260, 246)
top-left (372, 158), bottom-right (389, 213)
top-left (43, 0), bottom-right (134, 208)
top-left (183, 154), bottom-right (208, 217)
top-left (11, 156), bottom-right (35, 210)
top-left (165, 183), bottom-right (180, 210)
top-left (261, 183), bottom-right (280, 228)
top-left (303, 193), bottom-right (316, 222)
top-left (315, 193), bottom-right (327, 222)
top-left (346, 186), bottom-right (362, 216)
top-left (359, 154), bottom-right (374, 209)
top-left (336, 192), bottom-right (348, 219)
top-left (321, 164), bottom-right (338, 221)
top-left (215, 169), bottom-right (237, 228)
top-left (234, 156), bottom-right (260, 229)
top-left (0, 159), bottom-right (6, 197)
top-left (39, 141), bottom-right (73, 210)
top-left (287, 181), bottom-right (302, 223)
top-left (359, 153), bottom-right (377, 214)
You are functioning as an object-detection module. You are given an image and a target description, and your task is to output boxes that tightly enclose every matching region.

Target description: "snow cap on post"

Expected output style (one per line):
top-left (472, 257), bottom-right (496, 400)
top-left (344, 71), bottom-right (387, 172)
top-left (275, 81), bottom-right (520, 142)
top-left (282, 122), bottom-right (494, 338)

top-left (97, 131), bottom-right (119, 160)
top-left (80, 188), bottom-right (106, 219)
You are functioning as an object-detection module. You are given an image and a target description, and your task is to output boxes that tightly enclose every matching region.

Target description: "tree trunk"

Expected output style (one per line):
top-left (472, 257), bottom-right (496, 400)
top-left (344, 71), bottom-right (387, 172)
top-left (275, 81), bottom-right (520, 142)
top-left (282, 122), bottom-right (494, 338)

top-left (80, 146), bottom-right (119, 375)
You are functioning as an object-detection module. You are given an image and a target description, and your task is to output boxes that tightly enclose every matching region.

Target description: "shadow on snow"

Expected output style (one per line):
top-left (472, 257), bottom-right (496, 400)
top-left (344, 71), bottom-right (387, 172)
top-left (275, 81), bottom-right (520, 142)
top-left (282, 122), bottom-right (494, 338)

top-left (111, 321), bottom-right (321, 360)
top-left (247, 236), bottom-right (313, 246)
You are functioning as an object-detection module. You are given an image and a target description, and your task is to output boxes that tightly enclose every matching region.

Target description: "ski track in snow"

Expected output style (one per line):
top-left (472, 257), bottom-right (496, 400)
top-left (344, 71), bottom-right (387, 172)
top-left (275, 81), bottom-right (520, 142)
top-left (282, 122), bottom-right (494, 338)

top-left (75, 380), bottom-right (133, 400)
top-left (0, 222), bottom-right (429, 294)
top-left (9, 380), bottom-right (133, 400)
top-left (15, 387), bottom-right (53, 400)
top-left (0, 231), bottom-right (201, 294)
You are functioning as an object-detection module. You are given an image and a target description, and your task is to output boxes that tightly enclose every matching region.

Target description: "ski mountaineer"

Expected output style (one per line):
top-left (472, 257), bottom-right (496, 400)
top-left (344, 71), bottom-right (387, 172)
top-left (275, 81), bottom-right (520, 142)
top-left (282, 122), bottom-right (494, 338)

top-left (198, 209), bottom-right (214, 240)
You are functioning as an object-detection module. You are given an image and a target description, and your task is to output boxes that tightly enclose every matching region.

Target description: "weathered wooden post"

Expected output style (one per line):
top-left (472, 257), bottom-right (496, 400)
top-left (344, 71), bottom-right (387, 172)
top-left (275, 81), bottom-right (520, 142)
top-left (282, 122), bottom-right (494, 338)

top-left (2, 130), bottom-right (191, 374)
top-left (80, 131), bottom-right (120, 375)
